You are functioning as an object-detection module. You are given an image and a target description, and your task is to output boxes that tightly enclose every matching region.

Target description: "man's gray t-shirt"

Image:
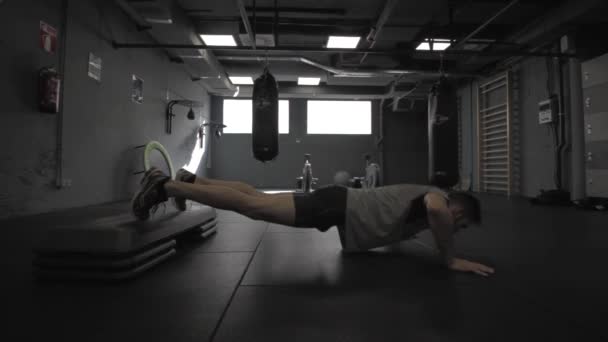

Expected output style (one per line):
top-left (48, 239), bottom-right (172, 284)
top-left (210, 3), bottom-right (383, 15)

top-left (338, 184), bottom-right (447, 251)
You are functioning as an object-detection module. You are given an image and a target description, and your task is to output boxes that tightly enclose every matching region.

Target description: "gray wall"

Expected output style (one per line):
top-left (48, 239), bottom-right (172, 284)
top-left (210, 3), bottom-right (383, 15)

top-left (517, 58), bottom-right (562, 197)
top-left (0, 0), bottom-right (211, 218)
top-left (456, 81), bottom-right (477, 191)
top-left (209, 98), bottom-right (381, 188)
top-left (458, 58), bottom-right (564, 197)
top-left (381, 108), bottom-right (429, 185)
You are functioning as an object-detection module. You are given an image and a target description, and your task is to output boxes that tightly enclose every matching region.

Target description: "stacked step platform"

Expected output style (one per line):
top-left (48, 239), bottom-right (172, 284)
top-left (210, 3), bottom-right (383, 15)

top-left (33, 202), bottom-right (217, 281)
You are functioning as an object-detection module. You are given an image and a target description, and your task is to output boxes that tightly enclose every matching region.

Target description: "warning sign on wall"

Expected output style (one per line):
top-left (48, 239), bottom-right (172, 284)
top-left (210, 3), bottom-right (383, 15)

top-left (40, 21), bottom-right (57, 54)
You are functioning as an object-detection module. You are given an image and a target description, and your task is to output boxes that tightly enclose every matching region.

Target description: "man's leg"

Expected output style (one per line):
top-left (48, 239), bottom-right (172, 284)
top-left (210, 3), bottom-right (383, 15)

top-left (192, 177), bottom-right (267, 197)
top-left (164, 181), bottom-right (295, 226)
top-left (177, 169), bottom-right (266, 197)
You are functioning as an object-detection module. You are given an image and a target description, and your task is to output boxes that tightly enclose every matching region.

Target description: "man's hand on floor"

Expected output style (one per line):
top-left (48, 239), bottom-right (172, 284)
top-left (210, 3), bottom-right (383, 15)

top-left (449, 258), bottom-right (495, 277)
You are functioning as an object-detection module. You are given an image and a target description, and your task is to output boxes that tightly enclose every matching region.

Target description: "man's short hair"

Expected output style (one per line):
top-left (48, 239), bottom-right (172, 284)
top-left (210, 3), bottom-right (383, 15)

top-left (448, 191), bottom-right (481, 225)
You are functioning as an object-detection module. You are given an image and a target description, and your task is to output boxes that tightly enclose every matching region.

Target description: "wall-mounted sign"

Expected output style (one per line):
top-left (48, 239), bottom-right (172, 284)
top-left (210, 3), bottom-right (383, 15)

top-left (131, 75), bottom-right (144, 104)
top-left (40, 21), bottom-right (57, 54)
top-left (88, 53), bottom-right (102, 82)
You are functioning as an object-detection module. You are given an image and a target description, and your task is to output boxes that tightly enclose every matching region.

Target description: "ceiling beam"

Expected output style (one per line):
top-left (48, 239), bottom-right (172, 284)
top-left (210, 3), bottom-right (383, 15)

top-left (235, 0), bottom-right (256, 49)
top-left (112, 41), bottom-right (576, 58)
top-left (360, 0), bottom-right (398, 64)
top-left (244, 7), bottom-right (346, 16)
top-left (452, 0), bottom-right (519, 49)
top-left (507, 0), bottom-right (604, 46)
top-left (192, 16), bottom-right (519, 41)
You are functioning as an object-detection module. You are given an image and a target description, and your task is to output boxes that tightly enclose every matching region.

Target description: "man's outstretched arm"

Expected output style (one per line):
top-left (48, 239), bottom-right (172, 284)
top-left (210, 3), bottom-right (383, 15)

top-left (424, 192), bottom-right (495, 277)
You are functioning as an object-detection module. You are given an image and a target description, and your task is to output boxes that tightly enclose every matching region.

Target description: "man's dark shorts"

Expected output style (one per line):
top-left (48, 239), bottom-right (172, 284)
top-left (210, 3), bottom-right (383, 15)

top-left (292, 185), bottom-right (347, 232)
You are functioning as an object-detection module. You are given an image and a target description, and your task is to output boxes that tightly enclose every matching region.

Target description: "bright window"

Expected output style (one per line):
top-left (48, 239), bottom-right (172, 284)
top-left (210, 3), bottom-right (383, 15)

top-left (223, 99), bottom-right (289, 134)
top-left (307, 100), bottom-right (372, 134)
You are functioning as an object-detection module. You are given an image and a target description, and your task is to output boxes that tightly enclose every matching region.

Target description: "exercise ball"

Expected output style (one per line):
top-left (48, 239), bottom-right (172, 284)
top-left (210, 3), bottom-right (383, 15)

top-left (333, 171), bottom-right (351, 186)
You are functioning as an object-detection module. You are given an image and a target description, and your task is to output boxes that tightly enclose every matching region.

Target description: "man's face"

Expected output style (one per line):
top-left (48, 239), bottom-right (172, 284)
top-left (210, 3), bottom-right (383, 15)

top-left (450, 204), bottom-right (470, 230)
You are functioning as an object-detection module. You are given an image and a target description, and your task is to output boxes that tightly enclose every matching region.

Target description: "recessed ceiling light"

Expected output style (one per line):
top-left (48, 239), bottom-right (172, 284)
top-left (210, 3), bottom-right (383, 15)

top-left (433, 41), bottom-right (451, 51)
top-left (298, 77), bottom-right (321, 86)
top-left (199, 34), bottom-right (237, 47)
top-left (416, 38), bottom-right (451, 51)
top-left (229, 76), bottom-right (254, 85)
top-left (327, 36), bottom-right (360, 49)
top-left (416, 42), bottom-right (431, 51)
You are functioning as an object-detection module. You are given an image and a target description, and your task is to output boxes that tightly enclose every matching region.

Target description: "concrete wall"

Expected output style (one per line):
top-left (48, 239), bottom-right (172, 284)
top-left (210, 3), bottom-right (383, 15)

top-left (0, 0), bottom-right (211, 218)
top-left (458, 57), bottom-right (563, 197)
top-left (456, 81), bottom-right (477, 191)
top-left (381, 108), bottom-right (429, 185)
top-left (517, 58), bottom-right (561, 197)
top-left (209, 97), bottom-right (382, 188)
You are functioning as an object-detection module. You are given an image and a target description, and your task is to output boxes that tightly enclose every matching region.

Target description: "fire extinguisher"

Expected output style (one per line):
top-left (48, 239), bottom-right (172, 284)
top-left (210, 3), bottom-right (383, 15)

top-left (38, 67), bottom-right (61, 113)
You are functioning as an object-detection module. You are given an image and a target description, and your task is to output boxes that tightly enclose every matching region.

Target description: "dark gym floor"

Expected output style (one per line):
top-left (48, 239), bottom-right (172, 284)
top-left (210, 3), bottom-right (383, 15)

top-left (2, 194), bottom-right (607, 342)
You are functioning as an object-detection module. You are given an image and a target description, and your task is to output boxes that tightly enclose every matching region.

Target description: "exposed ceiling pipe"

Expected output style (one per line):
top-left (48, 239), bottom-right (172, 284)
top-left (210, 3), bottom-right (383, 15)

top-left (508, 0), bottom-right (602, 46)
top-left (188, 16), bottom-right (426, 28)
top-left (495, 0), bottom-right (603, 68)
top-left (196, 50), bottom-right (238, 93)
top-left (224, 83), bottom-right (428, 100)
top-left (113, 42), bottom-right (575, 57)
top-left (388, 83), bottom-right (420, 110)
top-left (114, 0), bottom-right (237, 95)
top-left (360, 0), bottom-right (397, 64)
top-left (114, 0), bottom-right (151, 30)
top-left (236, 0), bottom-right (256, 49)
top-left (216, 55), bottom-right (457, 78)
top-left (244, 7), bottom-right (346, 15)
top-left (452, 0), bottom-right (519, 49)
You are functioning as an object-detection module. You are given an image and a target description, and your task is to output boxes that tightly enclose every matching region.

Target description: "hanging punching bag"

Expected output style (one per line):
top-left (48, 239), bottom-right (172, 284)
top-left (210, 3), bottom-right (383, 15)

top-left (428, 76), bottom-right (459, 188)
top-left (252, 68), bottom-right (279, 162)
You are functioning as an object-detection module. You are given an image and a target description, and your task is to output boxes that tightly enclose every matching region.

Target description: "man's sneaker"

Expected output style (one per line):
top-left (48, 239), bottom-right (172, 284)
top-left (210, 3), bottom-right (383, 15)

top-left (132, 168), bottom-right (170, 220)
top-left (173, 168), bottom-right (196, 211)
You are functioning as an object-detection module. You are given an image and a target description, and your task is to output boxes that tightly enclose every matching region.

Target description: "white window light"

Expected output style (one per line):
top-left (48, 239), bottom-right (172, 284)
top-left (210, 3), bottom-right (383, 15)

top-left (307, 100), bottom-right (371, 135)
top-left (327, 36), bottom-right (360, 49)
top-left (223, 99), bottom-right (290, 134)
top-left (199, 34), bottom-right (237, 47)
top-left (416, 38), bottom-right (452, 51)
top-left (229, 76), bottom-right (254, 85)
top-left (298, 77), bottom-right (321, 86)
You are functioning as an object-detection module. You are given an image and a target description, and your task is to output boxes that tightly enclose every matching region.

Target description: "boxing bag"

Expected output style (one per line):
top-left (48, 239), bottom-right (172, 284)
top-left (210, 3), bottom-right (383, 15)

top-left (252, 68), bottom-right (279, 162)
top-left (428, 77), bottom-right (459, 188)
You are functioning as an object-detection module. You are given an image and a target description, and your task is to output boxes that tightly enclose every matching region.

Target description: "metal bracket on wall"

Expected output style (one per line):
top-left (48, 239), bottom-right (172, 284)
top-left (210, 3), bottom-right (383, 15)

top-left (200, 121), bottom-right (227, 143)
top-left (166, 100), bottom-right (205, 135)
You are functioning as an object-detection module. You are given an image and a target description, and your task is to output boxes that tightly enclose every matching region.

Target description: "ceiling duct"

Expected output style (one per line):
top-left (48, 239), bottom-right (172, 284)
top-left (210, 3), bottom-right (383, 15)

top-left (360, 0), bottom-right (398, 64)
top-left (124, 0), bottom-right (173, 24)
top-left (115, 0), bottom-right (237, 95)
top-left (215, 55), bottom-right (472, 79)
top-left (223, 83), bottom-right (429, 100)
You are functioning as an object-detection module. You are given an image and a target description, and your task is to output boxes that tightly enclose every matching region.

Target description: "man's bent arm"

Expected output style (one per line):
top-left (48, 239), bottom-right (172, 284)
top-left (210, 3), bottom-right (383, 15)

top-left (424, 192), bottom-right (495, 276)
top-left (424, 192), bottom-right (455, 266)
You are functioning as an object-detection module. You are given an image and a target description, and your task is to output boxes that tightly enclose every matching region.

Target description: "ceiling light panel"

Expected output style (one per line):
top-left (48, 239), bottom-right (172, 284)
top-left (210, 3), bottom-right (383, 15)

top-left (200, 34), bottom-right (237, 46)
top-left (229, 76), bottom-right (254, 85)
top-left (327, 36), bottom-right (360, 49)
top-left (298, 77), bottom-right (321, 86)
